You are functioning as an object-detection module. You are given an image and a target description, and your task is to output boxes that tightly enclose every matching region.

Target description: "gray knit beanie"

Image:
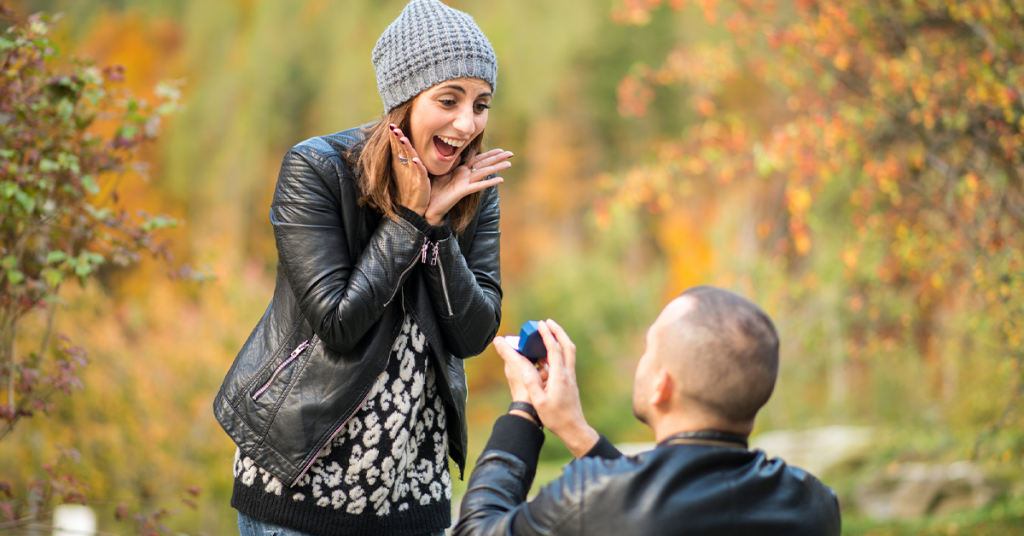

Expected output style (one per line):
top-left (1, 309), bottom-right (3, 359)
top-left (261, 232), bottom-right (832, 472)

top-left (372, 0), bottom-right (497, 113)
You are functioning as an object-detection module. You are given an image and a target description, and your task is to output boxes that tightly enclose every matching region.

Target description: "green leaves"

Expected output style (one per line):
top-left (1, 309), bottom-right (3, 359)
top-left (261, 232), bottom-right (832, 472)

top-left (0, 7), bottom-right (182, 319)
top-left (141, 215), bottom-right (178, 232)
top-left (1, 255), bottom-right (22, 285)
top-left (13, 190), bottom-right (35, 214)
top-left (68, 251), bottom-right (104, 279)
top-left (45, 251), bottom-right (67, 264)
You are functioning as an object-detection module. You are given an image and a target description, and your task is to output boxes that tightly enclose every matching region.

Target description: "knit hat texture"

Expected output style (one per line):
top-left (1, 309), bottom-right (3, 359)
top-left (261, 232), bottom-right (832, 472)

top-left (373, 0), bottom-right (497, 113)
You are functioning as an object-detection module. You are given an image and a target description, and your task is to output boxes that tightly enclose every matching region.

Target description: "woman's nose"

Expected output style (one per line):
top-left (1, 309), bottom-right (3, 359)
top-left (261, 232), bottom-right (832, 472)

top-left (452, 104), bottom-right (476, 135)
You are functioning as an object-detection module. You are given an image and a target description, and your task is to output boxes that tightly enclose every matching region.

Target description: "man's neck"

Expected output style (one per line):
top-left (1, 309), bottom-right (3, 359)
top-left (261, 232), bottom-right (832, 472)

top-left (650, 415), bottom-right (753, 443)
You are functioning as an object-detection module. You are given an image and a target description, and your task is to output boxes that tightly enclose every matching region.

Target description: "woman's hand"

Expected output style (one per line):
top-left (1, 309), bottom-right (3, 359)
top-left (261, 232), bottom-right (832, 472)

top-left (390, 124), bottom-right (430, 216)
top-left (424, 148), bottom-right (512, 226)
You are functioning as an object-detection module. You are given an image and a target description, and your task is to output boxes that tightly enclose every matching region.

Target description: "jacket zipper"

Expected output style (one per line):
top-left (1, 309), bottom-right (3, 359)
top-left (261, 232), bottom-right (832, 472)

top-left (290, 345), bottom-right (393, 487)
top-left (420, 236), bottom-right (430, 263)
top-left (291, 377), bottom-right (379, 487)
top-left (252, 339), bottom-right (311, 400)
top-left (384, 244), bottom-right (423, 307)
top-left (293, 289), bottom-right (406, 487)
top-left (431, 242), bottom-right (454, 317)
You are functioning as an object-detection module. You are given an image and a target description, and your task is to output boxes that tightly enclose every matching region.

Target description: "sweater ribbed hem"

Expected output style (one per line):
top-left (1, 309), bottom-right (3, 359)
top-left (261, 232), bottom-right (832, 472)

top-left (232, 481), bottom-right (451, 536)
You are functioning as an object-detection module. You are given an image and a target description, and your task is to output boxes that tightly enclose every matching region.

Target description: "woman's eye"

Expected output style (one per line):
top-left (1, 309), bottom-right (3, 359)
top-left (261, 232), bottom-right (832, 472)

top-left (439, 98), bottom-right (457, 107)
top-left (474, 103), bottom-right (491, 113)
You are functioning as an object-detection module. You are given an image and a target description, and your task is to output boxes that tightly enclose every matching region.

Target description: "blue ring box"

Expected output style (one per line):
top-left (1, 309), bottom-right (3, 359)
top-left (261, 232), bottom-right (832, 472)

top-left (503, 320), bottom-right (547, 362)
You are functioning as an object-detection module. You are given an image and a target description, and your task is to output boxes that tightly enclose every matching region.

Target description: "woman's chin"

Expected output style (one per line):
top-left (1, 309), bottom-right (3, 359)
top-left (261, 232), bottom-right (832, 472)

top-left (425, 158), bottom-right (458, 177)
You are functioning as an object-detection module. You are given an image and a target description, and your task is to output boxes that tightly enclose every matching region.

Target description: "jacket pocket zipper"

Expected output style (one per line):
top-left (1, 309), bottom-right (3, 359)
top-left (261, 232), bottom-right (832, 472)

top-left (252, 339), bottom-right (311, 401)
top-left (431, 242), bottom-right (453, 317)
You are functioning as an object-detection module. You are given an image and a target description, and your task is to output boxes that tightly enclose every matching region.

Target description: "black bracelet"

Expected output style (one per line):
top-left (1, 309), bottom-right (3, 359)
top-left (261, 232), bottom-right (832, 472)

top-left (508, 401), bottom-right (542, 429)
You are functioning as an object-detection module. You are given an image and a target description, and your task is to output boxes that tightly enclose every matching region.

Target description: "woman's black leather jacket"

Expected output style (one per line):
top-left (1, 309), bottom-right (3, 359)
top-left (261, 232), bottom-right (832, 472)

top-left (213, 127), bottom-right (502, 487)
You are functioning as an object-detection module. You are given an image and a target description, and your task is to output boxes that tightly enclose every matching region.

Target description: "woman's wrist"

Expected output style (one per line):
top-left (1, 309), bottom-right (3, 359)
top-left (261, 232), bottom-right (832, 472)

top-left (403, 201), bottom-right (428, 216)
top-left (425, 211), bottom-right (446, 227)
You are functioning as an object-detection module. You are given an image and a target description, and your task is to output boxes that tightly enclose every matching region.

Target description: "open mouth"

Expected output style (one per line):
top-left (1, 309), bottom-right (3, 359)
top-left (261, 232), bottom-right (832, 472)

top-left (432, 135), bottom-right (466, 159)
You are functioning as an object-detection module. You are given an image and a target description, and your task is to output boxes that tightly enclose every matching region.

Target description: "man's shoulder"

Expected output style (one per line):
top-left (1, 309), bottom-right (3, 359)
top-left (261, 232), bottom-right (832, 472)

top-left (556, 445), bottom-right (839, 534)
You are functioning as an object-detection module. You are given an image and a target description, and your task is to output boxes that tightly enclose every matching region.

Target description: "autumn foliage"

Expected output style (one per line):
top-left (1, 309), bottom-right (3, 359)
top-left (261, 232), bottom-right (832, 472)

top-left (0, 6), bottom-right (189, 531)
top-left (607, 0), bottom-right (1023, 452)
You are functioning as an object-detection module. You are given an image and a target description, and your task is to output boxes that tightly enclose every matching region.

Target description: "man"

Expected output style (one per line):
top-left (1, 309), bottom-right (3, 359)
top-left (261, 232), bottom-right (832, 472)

top-left (454, 286), bottom-right (841, 535)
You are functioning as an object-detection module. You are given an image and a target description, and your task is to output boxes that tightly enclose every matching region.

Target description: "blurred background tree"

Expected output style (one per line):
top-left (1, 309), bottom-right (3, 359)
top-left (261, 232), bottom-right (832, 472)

top-left (606, 0), bottom-right (1023, 454)
top-left (0, 5), bottom-right (192, 533)
top-left (0, 0), bottom-right (1020, 534)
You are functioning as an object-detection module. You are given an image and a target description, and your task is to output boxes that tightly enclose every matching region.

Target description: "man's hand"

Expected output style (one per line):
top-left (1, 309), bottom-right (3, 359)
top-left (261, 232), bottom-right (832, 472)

top-left (493, 320), bottom-right (600, 457)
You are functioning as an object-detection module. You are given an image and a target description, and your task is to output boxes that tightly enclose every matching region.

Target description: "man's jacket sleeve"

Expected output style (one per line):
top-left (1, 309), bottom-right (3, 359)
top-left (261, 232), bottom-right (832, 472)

top-left (455, 417), bottom-right (623, 536)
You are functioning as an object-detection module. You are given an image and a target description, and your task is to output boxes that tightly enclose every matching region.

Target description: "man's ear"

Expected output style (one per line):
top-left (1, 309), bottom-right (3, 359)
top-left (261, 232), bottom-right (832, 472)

top-left (648, 369), bottom-right (673, 409)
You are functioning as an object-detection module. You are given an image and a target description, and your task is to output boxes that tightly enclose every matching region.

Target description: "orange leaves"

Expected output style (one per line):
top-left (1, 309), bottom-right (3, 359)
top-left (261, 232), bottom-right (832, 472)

top-left (655, 208), bottom-right (714, 297)
top-left (786, 185), bottom-right (812, 214)
top-left (610, 0), bottom-right (691, 26)
top-left (784, 176), bottom-right (814, 256)
top-left (598, 0), bottom-right (1024, 446)
top-left (611, 0), bottom-right (668, 25)
top-left (863, 155), bottom-right (903, 207)
top-left (833, 49), bottom-right (851, 71)
top-left (616, 72), bottom-right (655, 117)
top-left (616, 44), bottom-right (739, 120)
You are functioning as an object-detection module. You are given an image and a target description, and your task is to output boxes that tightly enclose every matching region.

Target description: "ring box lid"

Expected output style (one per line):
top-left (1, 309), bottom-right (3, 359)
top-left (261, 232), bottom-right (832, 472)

top-left (503, 320), bottom-right (547, 362)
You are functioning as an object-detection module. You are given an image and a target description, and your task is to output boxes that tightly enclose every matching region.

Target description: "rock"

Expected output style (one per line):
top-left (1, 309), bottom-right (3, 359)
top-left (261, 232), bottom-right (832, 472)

top-left (615, 442), bottom-right (656, 456)
top-left (750, 425), bottom-right (874, 476)
top-left (854, 461), bottom-right (1003, 519)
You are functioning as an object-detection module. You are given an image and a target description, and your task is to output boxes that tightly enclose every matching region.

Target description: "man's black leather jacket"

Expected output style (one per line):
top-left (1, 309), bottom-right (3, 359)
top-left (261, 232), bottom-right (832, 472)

top-left (455, 416), bottom-right (842, 536)
top-left (213, 127), bottom-right (502, 487)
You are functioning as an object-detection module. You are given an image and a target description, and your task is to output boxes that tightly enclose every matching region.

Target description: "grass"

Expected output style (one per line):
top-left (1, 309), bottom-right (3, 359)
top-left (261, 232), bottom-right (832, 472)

top-left (841, 491), bottom-right (1024, 535)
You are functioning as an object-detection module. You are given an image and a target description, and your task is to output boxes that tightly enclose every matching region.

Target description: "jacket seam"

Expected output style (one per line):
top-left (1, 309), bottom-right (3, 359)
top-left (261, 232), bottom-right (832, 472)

top-left (432, 237), bottom-right (476, 353)
top-left (270, 200), bottom-right (338, 210)
top-left (287, 147), bottom-right (342, 211)
top-left (293, 144), bottom-right (335, 169)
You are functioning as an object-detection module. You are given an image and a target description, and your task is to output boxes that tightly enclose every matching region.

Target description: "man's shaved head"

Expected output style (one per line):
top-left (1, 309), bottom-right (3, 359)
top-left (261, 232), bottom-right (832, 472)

top-left (638, 286), bottom-right (779, 428)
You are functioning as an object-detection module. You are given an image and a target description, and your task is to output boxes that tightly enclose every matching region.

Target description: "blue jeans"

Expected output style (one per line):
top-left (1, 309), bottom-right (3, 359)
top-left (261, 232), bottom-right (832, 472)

top-left (237, 511), bottom-right (445, 536)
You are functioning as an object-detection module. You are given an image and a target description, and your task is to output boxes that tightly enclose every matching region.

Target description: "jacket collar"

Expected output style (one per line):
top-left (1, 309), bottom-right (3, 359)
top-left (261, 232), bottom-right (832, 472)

top-left (658, 430), bottom-right (749, 450)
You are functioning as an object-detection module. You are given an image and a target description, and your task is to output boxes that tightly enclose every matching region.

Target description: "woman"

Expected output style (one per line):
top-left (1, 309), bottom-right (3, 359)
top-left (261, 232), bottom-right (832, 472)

top-left (213, 1), bottom-right (510, 535)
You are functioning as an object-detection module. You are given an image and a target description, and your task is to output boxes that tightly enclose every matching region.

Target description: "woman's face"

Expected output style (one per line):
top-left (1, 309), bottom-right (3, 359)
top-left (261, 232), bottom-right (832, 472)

top-left (408, 77), bottom-right (492, 176)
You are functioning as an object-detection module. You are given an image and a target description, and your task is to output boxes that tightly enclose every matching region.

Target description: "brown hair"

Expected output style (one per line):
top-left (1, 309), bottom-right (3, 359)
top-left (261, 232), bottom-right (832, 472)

top-left (349, 101), bottom-right (485, 235)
